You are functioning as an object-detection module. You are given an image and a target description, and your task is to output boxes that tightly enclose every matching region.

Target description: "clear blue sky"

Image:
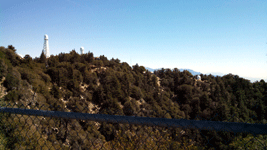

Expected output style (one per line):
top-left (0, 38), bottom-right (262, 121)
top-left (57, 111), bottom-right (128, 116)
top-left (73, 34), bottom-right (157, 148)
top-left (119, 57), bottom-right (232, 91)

top-left (1, 0), bottom-right (266, 82)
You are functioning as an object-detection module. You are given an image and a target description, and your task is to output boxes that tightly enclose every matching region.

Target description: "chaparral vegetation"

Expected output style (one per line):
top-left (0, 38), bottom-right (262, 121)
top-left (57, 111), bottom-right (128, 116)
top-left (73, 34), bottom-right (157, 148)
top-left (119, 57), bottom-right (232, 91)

top-left (0, 45), bottom-right (266, 149)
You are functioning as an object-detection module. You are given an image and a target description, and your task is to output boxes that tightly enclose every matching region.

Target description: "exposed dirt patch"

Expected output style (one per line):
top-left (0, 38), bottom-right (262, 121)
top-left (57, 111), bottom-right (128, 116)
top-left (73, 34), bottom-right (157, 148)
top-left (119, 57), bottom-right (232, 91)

top-left (80, 83), bottom-right (89, 92)
top-left (156, 76), bottom-right (161, 87)
top-left (88, 101), bottom-right (100, 114)
top-left (0, 77), bottom-right (7, 99)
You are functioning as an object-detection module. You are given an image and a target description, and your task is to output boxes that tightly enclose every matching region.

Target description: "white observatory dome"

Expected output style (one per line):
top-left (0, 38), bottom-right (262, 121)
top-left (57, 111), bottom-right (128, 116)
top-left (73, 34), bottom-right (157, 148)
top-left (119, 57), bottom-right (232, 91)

top-left (44, 34), bottom-right (48, 40)
top-left (80, 47), bottom-right (84, 54)
top-left (196, 75), bottom-right (201, 80)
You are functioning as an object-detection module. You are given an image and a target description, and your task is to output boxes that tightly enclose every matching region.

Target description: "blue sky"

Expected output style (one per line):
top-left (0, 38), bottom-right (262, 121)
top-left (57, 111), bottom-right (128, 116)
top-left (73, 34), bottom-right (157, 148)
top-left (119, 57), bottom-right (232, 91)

top-left (1, 0), bottom-right (267, 82)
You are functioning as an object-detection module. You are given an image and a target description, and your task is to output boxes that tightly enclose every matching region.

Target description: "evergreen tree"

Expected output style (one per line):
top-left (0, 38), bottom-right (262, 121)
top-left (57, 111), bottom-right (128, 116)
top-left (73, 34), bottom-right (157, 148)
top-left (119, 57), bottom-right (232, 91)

top-left (39, 50), bottom-right (46, 64)
top-left (0, 59), bottom-right (7, 80)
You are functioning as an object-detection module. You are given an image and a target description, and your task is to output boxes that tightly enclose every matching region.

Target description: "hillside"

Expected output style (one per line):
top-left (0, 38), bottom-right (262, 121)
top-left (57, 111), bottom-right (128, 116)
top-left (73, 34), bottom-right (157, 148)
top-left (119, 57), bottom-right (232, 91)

top-left (0, 45), bottom-right (266, 149)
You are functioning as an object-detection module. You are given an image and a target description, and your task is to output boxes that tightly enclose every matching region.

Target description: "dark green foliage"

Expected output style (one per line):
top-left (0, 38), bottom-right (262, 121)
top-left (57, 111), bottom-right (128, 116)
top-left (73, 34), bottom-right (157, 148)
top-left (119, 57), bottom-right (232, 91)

top-left (100, 98), bottom-right (124, 115)
top-left (92, 59), bottom-right (103, 68)
top-left (118, 73), bottom-right (132, 98)
top-left (4, 90), bottom-right (19, 102)
top-left (130, 85), bottom-right (143, 100)
top-left (23, 54), bottom-right (32, 62)
top-left (46, 67), bottom-right (59, 83)
top-left (38, 71), bottom-right (51, 83)
top-left (132, 63), bottom-right (146, 74)
top-left (0, 59), bottom-right (7, 80)
top-left (100, 55), bottom-right (109, 66)
top-left (200, 92), bottom-right (212, 111)
top-left (92, 85), bottom-right (106, 105)
top-left (69, 50), bottom-right (80, 63)
top-left (84, 71), bottom-right (97, 85)
top-left (99, 123), bottom-right (116, 142)
top-left (176, 84), bottom-right (194, 104)
top-left (39, 50), bottom-right (46, 63)
top-left (5, 49), bottom-right (20, 66)
top-left (123, 98), bottom-right (138, 116)
top-left (82, 52), bottom-right (94, 63)
top-left (47, 55), bottom-right (59, 67)
top-left (0, 45), bottom-right (266, 149)
top-left (0, 114), bottom-right (19, 149)
top-left (3, 70), bottom-right (21, 91)
top-left (58, 67), bottom-right (69, 87)
top-left (7, 45), bottom-right (16, 52)
top-left (19, 68), bottom-right (36, 84)
top-left (50, 84), bottom-right (62, 99)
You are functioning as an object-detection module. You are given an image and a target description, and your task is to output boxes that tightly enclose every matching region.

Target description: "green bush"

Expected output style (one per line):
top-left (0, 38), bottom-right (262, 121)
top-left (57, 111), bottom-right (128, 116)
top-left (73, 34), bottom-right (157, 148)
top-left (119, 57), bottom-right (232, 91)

top-left (130, 86), bottom-right (143, 100)
top-left (4, 90), bottom-right (19, 102)
top-left (3, 71), bottom-right (21, 91)
top-left (0, 59), bottom-right (7, 80)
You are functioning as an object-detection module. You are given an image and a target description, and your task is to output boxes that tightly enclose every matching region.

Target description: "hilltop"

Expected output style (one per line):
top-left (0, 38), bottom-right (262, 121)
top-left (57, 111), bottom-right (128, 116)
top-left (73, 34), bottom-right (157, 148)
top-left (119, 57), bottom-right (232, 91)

top-left (0, 45), bottom-right (266, 149)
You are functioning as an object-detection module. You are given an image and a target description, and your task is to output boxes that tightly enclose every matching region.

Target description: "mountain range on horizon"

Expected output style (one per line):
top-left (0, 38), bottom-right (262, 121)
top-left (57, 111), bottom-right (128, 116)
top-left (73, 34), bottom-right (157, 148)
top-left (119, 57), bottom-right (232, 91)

top-left (145, 67), bottom-right (265, 83)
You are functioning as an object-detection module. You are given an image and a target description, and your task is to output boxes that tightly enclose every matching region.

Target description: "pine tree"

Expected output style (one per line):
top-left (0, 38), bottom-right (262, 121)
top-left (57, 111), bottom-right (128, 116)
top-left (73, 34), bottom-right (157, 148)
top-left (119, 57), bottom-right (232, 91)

top-left (40, 50), bottom-right (47, 64)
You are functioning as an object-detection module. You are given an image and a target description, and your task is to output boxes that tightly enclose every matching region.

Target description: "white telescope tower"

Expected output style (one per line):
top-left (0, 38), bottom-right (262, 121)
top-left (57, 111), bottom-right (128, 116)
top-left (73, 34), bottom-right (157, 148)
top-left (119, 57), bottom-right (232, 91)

top-left (80, 46), bottom-right (84, 54)
top-left (43, 34), bottom-right (50, 58)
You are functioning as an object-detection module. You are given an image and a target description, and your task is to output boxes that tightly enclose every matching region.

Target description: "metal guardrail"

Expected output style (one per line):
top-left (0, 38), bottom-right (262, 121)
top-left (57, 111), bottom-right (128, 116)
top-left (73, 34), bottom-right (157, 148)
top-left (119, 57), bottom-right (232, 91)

top-left (0, 105), bottom-right (266, 149)
top-left (0, 107), bottom-right (266, 136)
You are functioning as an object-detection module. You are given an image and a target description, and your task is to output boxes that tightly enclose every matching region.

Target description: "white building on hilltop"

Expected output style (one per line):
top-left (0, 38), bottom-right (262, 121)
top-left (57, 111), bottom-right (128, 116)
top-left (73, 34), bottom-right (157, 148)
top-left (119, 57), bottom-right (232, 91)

top-left (196, 75), bottom-right (201, 80)
top-left (80, 47), bottom-right (84, 54)
top-left (43, 34), bottom-right (50, 58)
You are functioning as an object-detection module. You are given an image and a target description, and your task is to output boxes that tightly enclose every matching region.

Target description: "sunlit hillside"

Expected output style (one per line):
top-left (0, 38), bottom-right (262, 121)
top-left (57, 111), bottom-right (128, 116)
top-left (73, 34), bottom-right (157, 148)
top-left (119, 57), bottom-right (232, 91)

top-left (0, 45), bottom-right (266, 149)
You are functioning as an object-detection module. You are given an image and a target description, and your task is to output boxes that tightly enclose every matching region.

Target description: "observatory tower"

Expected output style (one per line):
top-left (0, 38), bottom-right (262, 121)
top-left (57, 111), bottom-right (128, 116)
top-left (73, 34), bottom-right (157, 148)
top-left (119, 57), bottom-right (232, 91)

top-left (43, 34), bottom-right (50, 58)
top-left (80, 47), bottom-right (84, 54)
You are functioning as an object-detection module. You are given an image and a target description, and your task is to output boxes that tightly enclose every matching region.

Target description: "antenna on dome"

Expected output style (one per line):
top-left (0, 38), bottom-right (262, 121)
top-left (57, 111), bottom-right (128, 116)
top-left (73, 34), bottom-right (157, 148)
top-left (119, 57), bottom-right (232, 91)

top-left (43, 34), bottom-right (50, 58)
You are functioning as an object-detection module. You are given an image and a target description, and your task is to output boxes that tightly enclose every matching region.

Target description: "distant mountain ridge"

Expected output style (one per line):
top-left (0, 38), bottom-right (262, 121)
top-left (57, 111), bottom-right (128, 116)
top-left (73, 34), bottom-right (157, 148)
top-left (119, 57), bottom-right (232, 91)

top-left (145, 67), bottom-right (234, 77)
top-left (145, 67), bottom-right (202, 76)
top-left (145, 67), bottom-right (266, 83)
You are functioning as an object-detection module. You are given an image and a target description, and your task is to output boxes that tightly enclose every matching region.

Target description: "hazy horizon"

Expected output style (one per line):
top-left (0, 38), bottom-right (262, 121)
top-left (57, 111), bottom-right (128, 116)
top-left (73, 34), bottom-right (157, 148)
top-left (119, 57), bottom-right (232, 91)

top-left (144, 66), bottom-right (266, 83)
top-left (1, 0), bottom-right (266, 81)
